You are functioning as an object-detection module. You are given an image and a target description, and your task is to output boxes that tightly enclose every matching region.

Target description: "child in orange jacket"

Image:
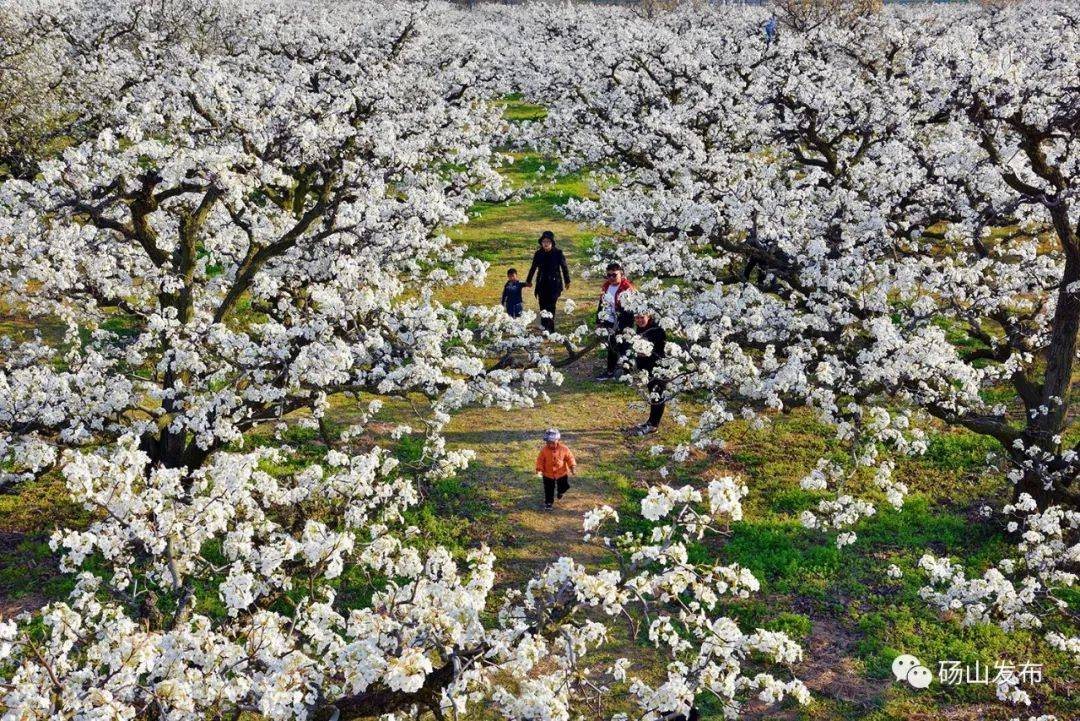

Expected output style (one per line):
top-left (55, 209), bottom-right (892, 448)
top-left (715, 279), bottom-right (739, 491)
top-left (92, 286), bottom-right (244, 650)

top-left (536, 428), bottom-right (577, 510)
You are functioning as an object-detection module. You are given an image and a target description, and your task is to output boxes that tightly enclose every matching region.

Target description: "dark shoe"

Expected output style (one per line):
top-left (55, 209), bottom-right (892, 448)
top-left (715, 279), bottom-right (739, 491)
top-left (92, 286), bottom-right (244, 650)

top-left (631, 424), bottom-right (658, 436)
top-left (544, 503), bottom-right (553, 510)
top-left (595, 371), bottom-right (615, 381)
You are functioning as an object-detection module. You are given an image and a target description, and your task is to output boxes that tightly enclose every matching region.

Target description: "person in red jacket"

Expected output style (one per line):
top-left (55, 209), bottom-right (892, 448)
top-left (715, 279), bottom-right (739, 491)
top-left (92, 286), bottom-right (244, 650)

top-left (535, 428), bottom-right (577, 510)
top-left (595, 262), bottom-right (635, 381)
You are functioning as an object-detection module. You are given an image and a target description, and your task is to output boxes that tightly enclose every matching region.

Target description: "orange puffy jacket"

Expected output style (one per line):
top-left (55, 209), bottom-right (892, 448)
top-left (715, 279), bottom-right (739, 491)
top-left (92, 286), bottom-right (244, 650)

top-left (536, 442), bottom-right (576, 478)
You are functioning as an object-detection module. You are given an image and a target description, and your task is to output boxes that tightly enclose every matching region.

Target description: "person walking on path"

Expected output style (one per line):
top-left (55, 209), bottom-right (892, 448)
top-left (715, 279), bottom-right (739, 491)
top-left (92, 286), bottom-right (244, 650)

top-left (595, 262), bottom-right (635, 381)
top-left (535, 428), bottom-right (577, 510)
top-left (501, 267), bottom-right (526, 318)
top-left (525, 230), bottom-right (571, 333)
top-left (764, 15), bottom-right (778, 46)
top-left (630, 313), bottom-right (668, 436)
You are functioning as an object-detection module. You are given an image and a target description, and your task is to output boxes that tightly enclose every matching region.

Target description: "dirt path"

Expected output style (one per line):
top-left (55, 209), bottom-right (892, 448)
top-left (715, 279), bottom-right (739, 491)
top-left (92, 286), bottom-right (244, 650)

top-left (445, 362), bottom-right (640, 582)
top-left (441, 181), bottom-right (647, 586)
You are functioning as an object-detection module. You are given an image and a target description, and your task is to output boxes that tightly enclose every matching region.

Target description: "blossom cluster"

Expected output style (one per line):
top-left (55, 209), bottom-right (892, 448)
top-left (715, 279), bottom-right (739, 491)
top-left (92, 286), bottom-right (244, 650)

top-left (0, 1), bottom-right (808, 719)
top-left (505, 0), bottom-right (1080, 680)
top-left (0, 0), bottom-right (556, 492)
top-left (919, 494), bottom-right (1080, 663)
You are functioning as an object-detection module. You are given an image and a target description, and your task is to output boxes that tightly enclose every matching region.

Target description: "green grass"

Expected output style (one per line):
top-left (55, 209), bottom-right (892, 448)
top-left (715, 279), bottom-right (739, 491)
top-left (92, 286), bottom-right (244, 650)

top-left (922, 431), bottom-right (1000, 472)
top-left (499, 95), bottom-right (547, 124)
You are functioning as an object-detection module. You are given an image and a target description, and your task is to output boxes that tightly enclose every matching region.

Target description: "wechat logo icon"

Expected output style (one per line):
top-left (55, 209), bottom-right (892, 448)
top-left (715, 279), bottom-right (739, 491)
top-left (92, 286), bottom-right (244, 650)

top-left (892, 654), bottom-right (933, 689)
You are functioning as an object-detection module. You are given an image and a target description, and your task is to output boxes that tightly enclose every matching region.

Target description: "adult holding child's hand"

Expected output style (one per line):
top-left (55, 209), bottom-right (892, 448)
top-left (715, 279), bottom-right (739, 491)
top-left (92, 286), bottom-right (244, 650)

top-left (525, 230), bottom-right (570, 333)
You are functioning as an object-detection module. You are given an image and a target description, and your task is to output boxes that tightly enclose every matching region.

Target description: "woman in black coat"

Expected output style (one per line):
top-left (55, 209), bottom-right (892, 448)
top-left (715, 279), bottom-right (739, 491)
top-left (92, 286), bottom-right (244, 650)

top-left (525, 230), bottom-right (571, 332)
top-left (631, 312), bottom-right (667, 436)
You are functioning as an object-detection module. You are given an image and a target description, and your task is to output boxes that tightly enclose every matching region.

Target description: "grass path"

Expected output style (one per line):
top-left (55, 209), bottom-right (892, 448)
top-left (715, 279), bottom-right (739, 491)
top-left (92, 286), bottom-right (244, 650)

top-left (441, 162), bottom-right (648, 587)
top-left (434, 155), bottom-right (684, 718)
top-left (436, 164), bottom-right (857, 720)
top-left (445, 368), bottom-right (639, 582)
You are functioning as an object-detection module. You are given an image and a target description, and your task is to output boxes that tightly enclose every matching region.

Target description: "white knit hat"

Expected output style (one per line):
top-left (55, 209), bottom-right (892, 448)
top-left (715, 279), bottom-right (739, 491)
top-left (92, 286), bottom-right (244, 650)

top-left (543, 428), bottom-right (561, 442)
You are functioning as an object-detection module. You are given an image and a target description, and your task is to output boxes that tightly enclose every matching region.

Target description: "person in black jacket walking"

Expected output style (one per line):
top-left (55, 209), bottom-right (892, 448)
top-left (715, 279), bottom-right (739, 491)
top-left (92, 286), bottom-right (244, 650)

top-left (630, 312), bottom-right (667, 436)
top-left (525, 230), bottom-right (571, 332)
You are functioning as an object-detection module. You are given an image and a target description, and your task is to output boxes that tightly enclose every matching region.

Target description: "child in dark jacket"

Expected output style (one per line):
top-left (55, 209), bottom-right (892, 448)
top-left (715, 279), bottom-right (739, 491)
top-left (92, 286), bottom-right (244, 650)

top-left (501, 268), bottom-right (527, 318)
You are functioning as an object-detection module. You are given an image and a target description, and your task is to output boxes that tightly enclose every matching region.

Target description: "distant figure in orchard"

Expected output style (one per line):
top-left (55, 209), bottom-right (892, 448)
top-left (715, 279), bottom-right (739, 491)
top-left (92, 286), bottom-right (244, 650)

top-left (535, 428), bottom-right (577, 510)
top-left (630, 312), bottom-right (667, 436)
top-left (764, 15), bottom-right (778, 45)
top-left (501, 267), bottom-right (526, 318)
top-left (595, 261), bottom-right (635, 381)
top-left (525, 229), bottom-right (571, 332)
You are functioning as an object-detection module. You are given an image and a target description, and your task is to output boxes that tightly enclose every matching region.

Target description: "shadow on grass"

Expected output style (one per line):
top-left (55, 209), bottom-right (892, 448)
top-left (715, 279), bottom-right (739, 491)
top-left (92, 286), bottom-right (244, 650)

top-left (0, 532), bottom-right (72, 610)
top-left (443, 426), bottom-right (629, 447)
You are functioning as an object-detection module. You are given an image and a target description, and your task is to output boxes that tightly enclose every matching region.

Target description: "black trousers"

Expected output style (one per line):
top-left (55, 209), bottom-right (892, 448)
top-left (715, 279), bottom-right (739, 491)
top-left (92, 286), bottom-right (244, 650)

top-left (602, 314), bottom-right (633, 373)
top-left (647, 379), bottom-right (667, 427)
top-left (543, 475), bottom-right (569, 504)
top-left (600, 319), bottom-right (625, 373)
top-left (538, 292), bottom-right (560, 332)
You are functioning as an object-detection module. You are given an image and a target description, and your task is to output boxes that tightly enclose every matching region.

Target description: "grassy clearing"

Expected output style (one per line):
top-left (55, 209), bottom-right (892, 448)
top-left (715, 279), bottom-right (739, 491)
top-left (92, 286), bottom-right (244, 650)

top-left (0, 99), bottom-right (1076, 719)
